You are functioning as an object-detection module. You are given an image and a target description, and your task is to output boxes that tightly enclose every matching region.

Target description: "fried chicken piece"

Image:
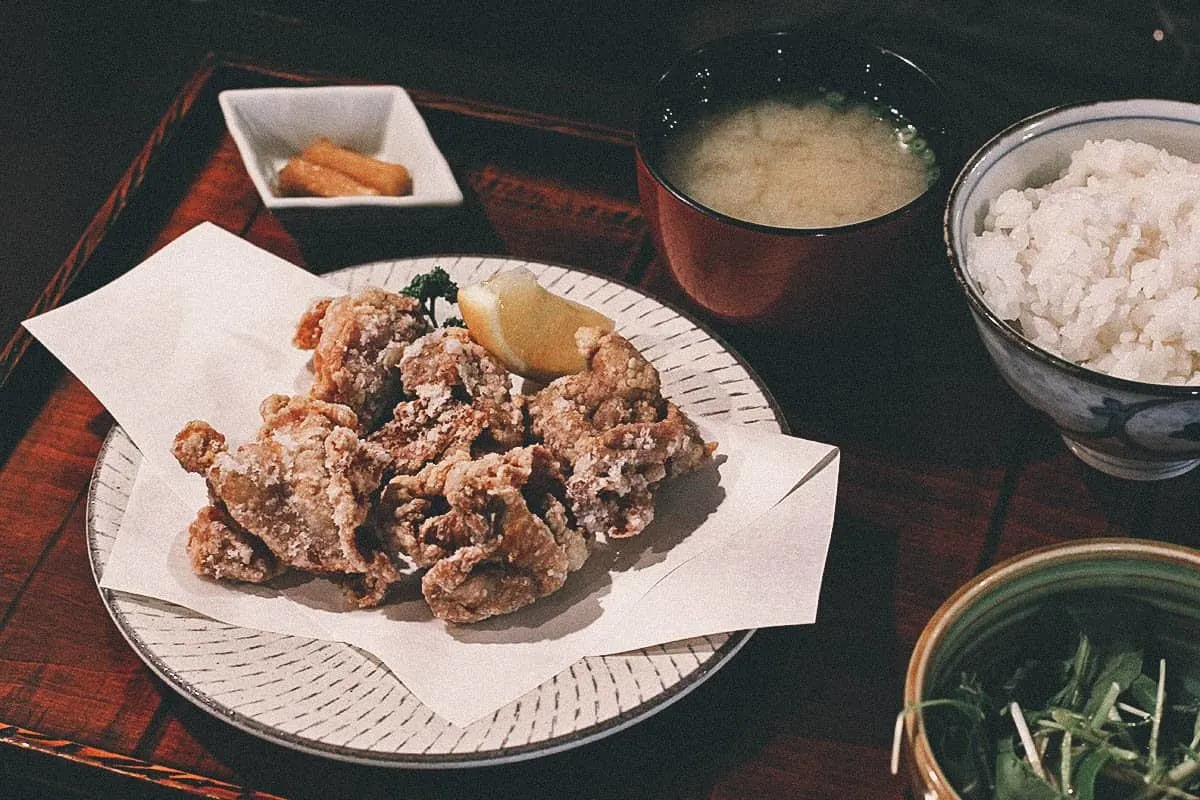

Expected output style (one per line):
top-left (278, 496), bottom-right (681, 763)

top-left (370, 327), bottom-right (526, 475)
top-left (172, 395), bottom-right (398, 607)
top-left (186, 504), bottom-right (285, 583)
top-left (379, 446), bottom-right (589, 623)
top-left (528, 328), bottom-right (714, 538)
top-left (527, 327), bottom-right (663, 463)
top-left (378, 455), bottom-right (470, 568)
top-left (294, 287), bottom-right (431, 430)
top-left (567, 403), bottom-right (713, 538)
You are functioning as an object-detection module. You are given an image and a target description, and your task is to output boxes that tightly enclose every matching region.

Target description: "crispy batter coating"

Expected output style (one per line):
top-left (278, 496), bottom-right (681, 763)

top-left (370, 327), bottom-right (526, 475)
top-left (172, 295), bottom-right (716, 622)
top-left (171, 394), bottom-right (398, 607)
top-left (379, 446), bottom-right (589, 623)
top-left (567, 404), bottom-right (713, 538)
top-left (294, 287), bottom-right (431, 430)
top-left (527, 327), bottom-right (663, 463)
top-left (529, 328), bottom-right (713, 538)
top-left (398, 326), bottom-right (512, 398)
top-left (186, 504), bottom-right (285, 583)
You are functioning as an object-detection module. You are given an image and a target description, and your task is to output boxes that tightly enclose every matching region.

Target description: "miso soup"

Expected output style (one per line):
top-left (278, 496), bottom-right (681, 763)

top-left (660, 96), bottom-right (936, 229)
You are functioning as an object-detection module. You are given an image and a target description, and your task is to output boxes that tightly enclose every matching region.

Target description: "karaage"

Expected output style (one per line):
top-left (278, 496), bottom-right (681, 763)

top-left (171, 274), bottom-right (717, 624)
top-left (378, 445), bottom-right (589, 623)
top-left (370, 327), bottom-right (526, 475)
top-left (185, 503), bottom-right (285, 584)
top-left (172, 394), bottom-right (398, 607)
top-left (529, 328), bottom-right (713, 538)
top-left (293, 287), bottom-right (431, 430)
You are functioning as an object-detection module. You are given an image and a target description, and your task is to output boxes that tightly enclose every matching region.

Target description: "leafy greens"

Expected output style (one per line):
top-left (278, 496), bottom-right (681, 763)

top-left (900, 597), bottom-right (1200, 800)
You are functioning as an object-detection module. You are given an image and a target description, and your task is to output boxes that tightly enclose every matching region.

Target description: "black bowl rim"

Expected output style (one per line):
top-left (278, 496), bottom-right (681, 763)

top-left (945, 98), bottom-right (1200, 398)
top-left (635, 28), bottom-right (955, 237)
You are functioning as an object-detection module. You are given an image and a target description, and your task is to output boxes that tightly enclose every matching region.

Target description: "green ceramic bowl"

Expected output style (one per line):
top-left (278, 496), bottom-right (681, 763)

top-left (901, 539), bottom-right (1200, 799)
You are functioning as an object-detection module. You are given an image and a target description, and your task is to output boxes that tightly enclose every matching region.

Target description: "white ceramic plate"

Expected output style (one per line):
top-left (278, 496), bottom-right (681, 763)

top-left (86, 256), bottom-right (783, 767)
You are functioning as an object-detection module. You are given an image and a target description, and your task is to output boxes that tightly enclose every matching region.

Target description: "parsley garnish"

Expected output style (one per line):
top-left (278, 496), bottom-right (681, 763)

top-left (401, 266), bottom-right (464, 328)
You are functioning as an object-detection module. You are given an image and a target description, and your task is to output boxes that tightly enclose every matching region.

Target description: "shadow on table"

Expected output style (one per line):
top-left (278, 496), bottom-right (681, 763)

top-left (282, 185), bottom-right (510, 274)
top-left (1078, 462), bottom-right (1200, 544)
top-left (767, 516), bottom-right (906, 743)
top-left (709, 235), bottom-right (1052, 470)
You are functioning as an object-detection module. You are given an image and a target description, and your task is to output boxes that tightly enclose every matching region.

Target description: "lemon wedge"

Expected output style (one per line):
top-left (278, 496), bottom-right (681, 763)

top-left (457, 268), bottom-right (615, 383)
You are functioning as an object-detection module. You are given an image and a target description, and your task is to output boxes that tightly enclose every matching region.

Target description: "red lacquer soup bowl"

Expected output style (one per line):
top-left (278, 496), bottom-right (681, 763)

top-left (635, 28), bottom-right (956, 330)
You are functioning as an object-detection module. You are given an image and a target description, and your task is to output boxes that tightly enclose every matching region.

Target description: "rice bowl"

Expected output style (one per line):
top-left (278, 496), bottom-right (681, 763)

top-left (946, 99), bottom-right (1200, 481)
top-left (969, 138), bottom-right (1200, 385)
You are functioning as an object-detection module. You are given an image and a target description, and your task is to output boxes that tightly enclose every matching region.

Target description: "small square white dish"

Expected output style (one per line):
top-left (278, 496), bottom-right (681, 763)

top-left (218, 85), bottom-right (464, 229)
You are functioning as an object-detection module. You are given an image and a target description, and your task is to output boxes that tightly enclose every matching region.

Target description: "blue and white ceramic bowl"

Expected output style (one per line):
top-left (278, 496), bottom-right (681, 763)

top-left (946, 99), bottom-right (1200, 481)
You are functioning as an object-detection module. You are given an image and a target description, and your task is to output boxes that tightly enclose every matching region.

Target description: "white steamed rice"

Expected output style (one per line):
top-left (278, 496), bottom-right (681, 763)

top-left (970, 138), bottom-right (1200, 385)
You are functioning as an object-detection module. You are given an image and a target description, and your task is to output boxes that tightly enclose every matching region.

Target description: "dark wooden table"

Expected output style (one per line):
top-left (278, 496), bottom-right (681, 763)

top-left (3, 4), bottom-right (1200, 798)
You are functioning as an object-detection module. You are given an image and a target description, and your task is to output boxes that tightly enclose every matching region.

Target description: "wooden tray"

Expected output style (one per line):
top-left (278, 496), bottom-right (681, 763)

top-left (2, 52), bottom-right (1198, 799)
